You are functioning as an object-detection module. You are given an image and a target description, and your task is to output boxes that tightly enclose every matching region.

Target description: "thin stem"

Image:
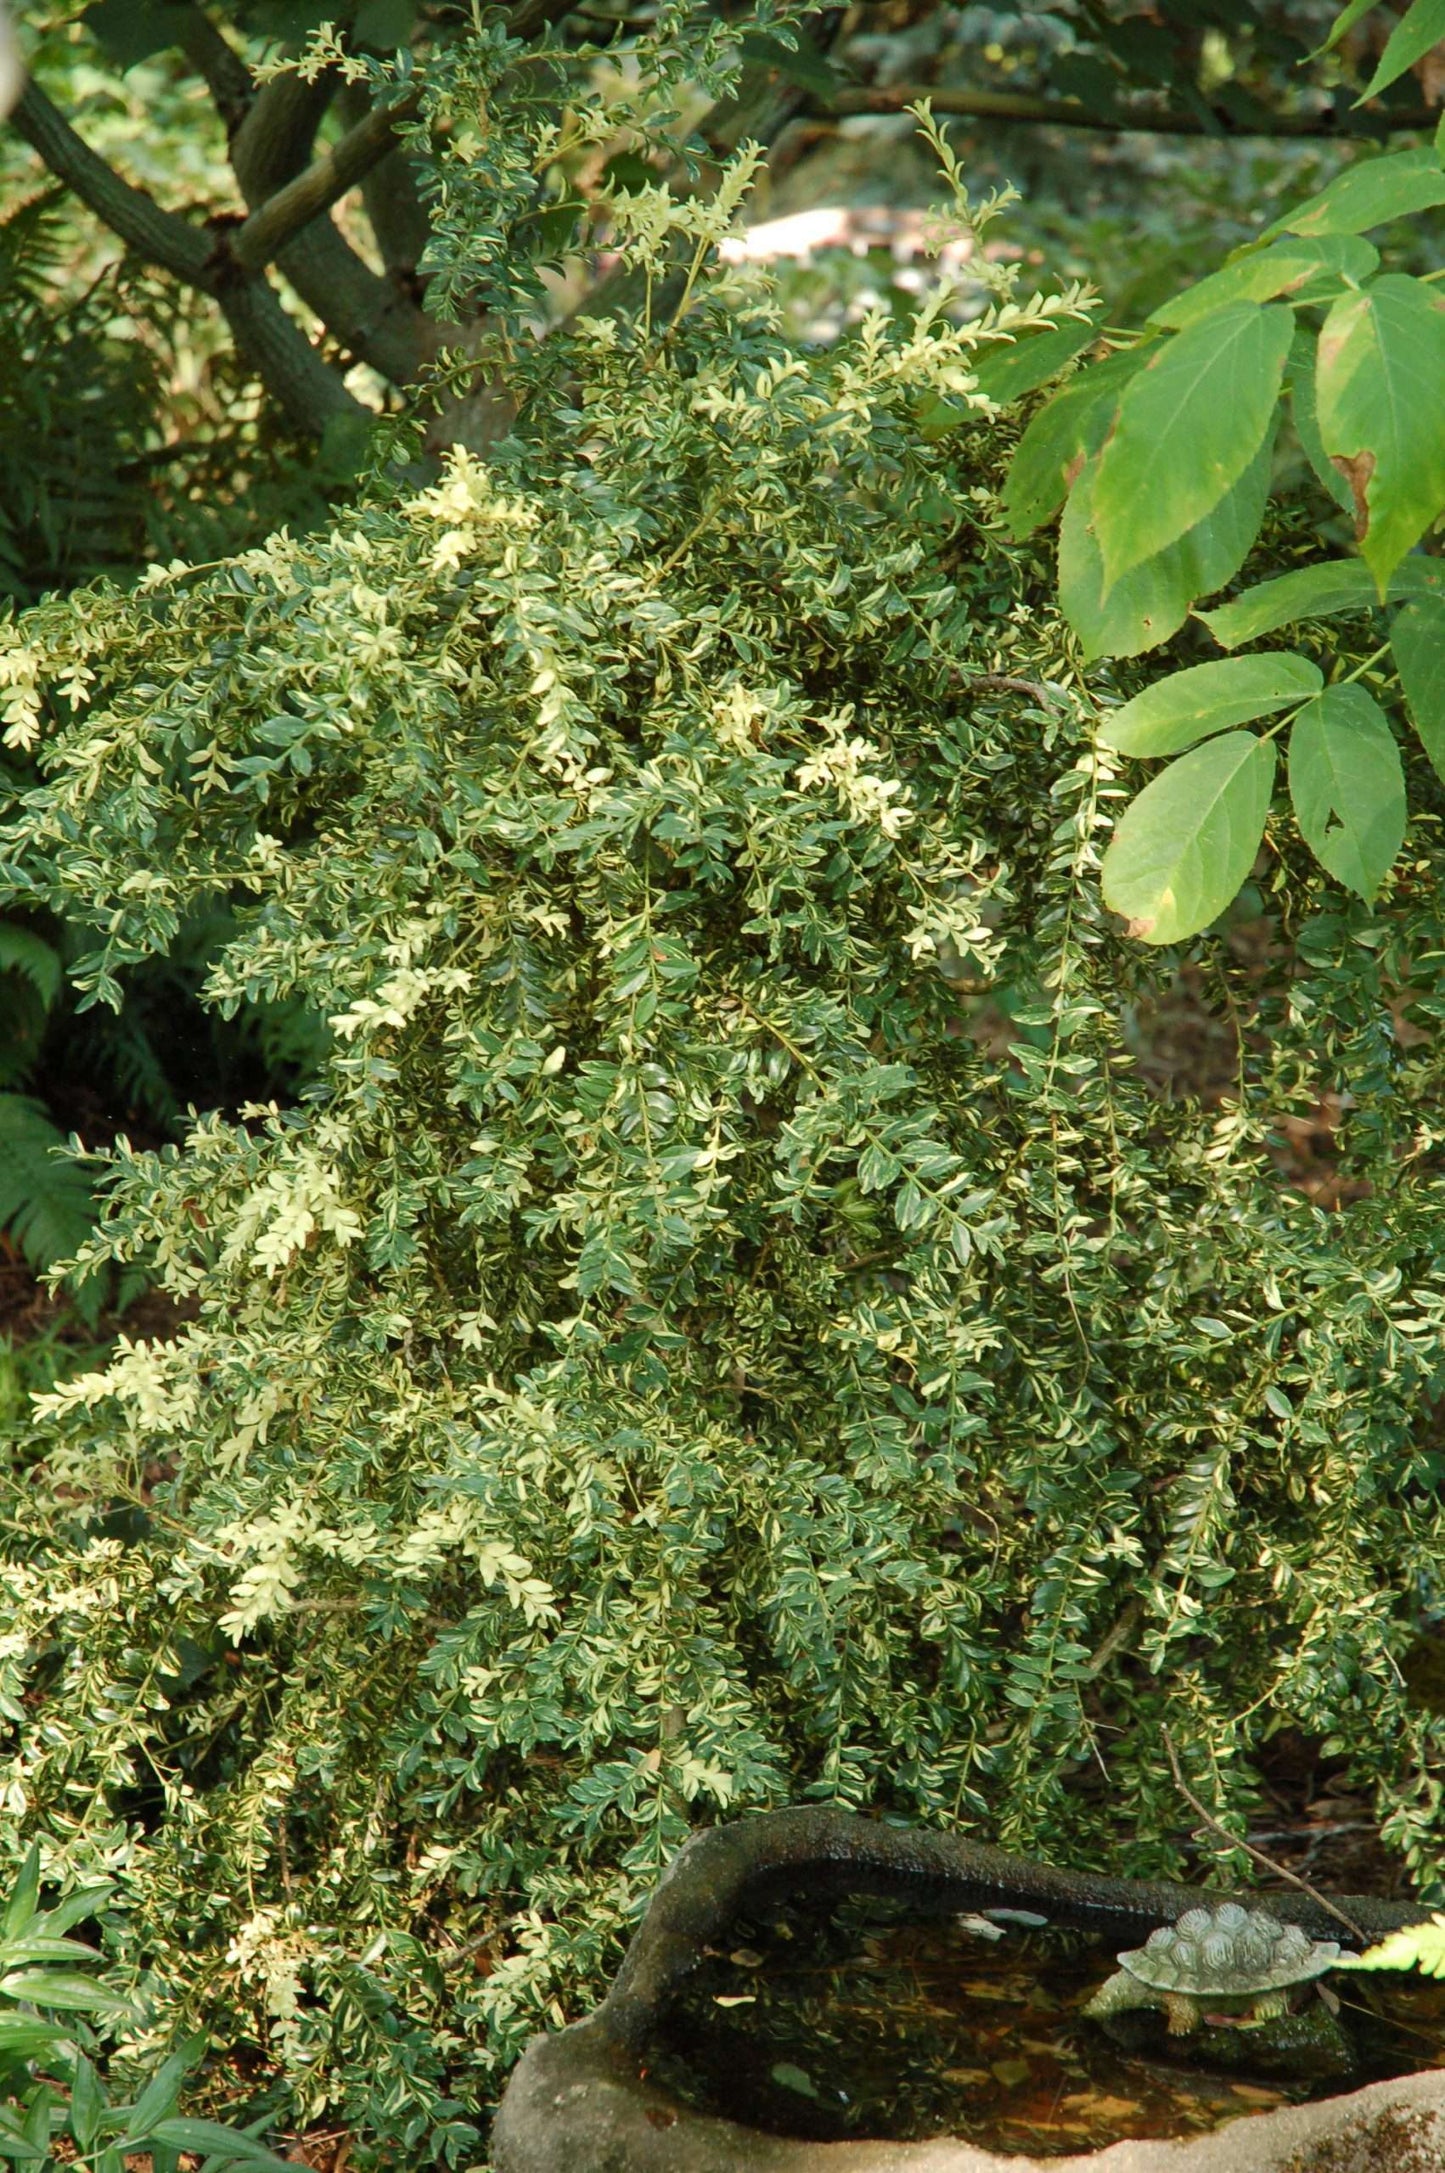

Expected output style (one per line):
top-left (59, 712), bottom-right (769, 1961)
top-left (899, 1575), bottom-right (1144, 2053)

top-left (826, 81), bottom-right (1437, 140)
top-left (1162, 1727), bottom-right (1368, 1943)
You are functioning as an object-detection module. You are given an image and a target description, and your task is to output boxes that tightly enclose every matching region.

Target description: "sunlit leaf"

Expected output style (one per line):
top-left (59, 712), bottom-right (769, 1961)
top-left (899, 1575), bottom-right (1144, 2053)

top-left (1263, 146), bottom-right (1445, 242)
top-left (1101, 732), bottom-right (1276, 943)
top-left (1100, 655), bottom-right (1321, 758)
top-left (1288, 685), bottom-right (1405, 898)
top-left (1061, 431), bottom-right (1272, 660)
top-left (1316, 275), bottom-right (1445, 589)
top-left (1336, 1914), bottom-right (1445, 1977)
top-left (1150, 236), bottom-right (1379, 332)
top-left (1391, 592), bottom-right (1445, 786)
top-left (1091, 304), bottom-right (1292, 584)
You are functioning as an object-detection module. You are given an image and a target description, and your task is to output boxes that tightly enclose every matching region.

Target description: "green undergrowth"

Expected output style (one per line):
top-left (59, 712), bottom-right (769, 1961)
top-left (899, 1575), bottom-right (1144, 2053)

top-left (0, 216), bottom-right (1443, 2163)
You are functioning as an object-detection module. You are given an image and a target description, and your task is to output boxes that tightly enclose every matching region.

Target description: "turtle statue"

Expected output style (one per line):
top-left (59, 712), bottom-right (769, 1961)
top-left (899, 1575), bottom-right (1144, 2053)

top-left (1083, 1903), bottom-right (1350, 2037)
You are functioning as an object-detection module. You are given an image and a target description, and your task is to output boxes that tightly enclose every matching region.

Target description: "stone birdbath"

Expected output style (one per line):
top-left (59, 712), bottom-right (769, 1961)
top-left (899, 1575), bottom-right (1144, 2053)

top-left (491, 1806), bottom-right (1445, 2173)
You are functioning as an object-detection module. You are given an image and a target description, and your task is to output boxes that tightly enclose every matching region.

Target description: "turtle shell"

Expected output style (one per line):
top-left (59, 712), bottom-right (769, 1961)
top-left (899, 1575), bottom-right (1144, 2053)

top-left (1115, 1904), bottom-right (1347, 1997)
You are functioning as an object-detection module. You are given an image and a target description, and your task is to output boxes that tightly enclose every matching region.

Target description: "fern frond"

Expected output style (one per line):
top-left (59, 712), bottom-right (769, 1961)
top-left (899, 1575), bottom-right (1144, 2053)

top-left (0, 1095), bottom-right (96, 1273)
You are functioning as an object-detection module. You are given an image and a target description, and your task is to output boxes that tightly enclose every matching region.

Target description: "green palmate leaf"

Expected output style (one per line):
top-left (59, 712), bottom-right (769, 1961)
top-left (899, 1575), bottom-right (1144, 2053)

top-left (1100, 655), bottom-right (1322, 757)
top-left (1199, 555), bottom-right (1445, 646)
top-left (1060, 429), bottom-right (1273, 661)
top-left (1392, 593), bottom-right (1445, 785)
top-left (968, 319), bottom-right (1101, 408)
top-left (1287, 329), bottom-right (1356, 513)
top-left (1091, 303), bottom-right (1293, 585)
top-left (1288, 685), bottom-right (1405, 898)
top-left (1001, 345), bottom-right (1154, 537)
top-left (1316, 275), bottom-right (1445, 589)
top-left (1358, 0), bottom-right (1445, 99)
top-left (1102, 731), bottom-right (1276, 943)
top-left (1264, 146), bottom-right (1445, 242)
top-left (1337, 1915), bottom-right (1445, 1976)
top-left (1150, 236), bottom-right (1380, 333)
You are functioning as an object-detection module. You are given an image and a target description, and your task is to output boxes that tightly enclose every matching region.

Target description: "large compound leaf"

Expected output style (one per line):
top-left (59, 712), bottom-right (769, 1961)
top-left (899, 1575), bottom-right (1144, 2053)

top-left (1288, 686), bottom-right (1405, 897)
top-left (1061, 432), bottom-right (1273, 661)
top-left (1358, 0), bottom-right (1445, 100)
top-left (1001, 345), bottom-right (1153, 537)
top-left (1392, 592), bottom-right (1445, 785)
top-left (1091, 303), bottom-right (1293, 584)
top-left (1200, 555), bottom-right (1445, 646)
top-left (1263, 147), bottom-right (1445, 242)
top-left (1151, 236), bottom-right (1379, 334)
top-left (1100, 655), bottom-right (1322, 758)
top-left (1316, 275), bottom-right (1445, 589)
top-left (1101, 732), bottom-right (1276, 943)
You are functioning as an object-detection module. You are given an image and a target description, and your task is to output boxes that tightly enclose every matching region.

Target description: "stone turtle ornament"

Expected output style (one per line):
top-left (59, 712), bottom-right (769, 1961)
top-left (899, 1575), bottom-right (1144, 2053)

top-left (1083, 1902), bottom-right (1350, 2037)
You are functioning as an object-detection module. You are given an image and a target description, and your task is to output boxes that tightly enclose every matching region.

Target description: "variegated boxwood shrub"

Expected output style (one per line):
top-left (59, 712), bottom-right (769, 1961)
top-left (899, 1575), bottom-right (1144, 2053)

top-left (0, 230), bottom-right (1444, 2162)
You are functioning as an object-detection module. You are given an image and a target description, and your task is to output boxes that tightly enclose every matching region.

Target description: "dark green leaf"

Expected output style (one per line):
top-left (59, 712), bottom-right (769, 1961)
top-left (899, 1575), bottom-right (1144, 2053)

top-left (1287, 329), bottom-right (1355, 512)
top-left (1060, 429), bottom-right (1273, 660)
top-left (83, 0), bottom-right (192, 67)
top-left (1001, 345), bottom-right (1153, 537)
top-left (1199, 556), bottom-right (1445, 645)
top-left (1102, 732), bottom-right (1276, 942)
top-left (1392, 593), bottom-right (1445, 785)
top-left (1264, 147), bottom-right (1445, 241)
top-left (148, 2116), bottom-right (294, 2167)
top-left (1150, 236), bottom-right (1379, 332)
top-left (739, 32), bottom-right (840, 100)
top-left (2, 1849), bottom-right (40, 1943)
top-left (1288, 685), bottom-right (1405, 897)
top-left (1316, 275), bottom-right (1445, 589)
top-left (968, 319), bottom-right (1100, 408)
top-left (0, 1968), bottom-right (127, 2013)
top-left (1100, 655), bottom-right (1321, 757)
top-left (69, 2058), bottom-right (104, 2151)
top-left (1091, 303), bottom-right (1292, 583)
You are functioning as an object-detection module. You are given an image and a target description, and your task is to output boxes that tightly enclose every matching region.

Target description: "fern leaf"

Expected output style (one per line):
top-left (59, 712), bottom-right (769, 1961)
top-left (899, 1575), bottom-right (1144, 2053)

top-left (1337, 1915), bottom-right (1445, 1977)
top-left (0, 1095), bottom-right (97, 1272)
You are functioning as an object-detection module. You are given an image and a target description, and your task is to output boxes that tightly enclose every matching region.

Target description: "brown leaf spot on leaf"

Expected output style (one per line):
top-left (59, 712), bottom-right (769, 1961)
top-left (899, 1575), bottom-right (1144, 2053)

top-left (1331, 449), bottom-right (1375, 539)
top-left (1124, 917), bottom-right (1155, 939)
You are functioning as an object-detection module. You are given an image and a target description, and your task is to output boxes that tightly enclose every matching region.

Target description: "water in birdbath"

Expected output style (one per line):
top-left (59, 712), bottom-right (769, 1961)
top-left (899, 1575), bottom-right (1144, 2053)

top-left (650, 1893), bottom-right (1445, 2157)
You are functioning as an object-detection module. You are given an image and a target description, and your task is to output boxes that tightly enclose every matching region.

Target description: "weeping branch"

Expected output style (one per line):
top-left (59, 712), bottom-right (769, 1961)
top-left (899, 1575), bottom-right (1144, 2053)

top-left (9, 78), bottom-right (366, 435)
top-left (228, 86), bottom-right (421, 273)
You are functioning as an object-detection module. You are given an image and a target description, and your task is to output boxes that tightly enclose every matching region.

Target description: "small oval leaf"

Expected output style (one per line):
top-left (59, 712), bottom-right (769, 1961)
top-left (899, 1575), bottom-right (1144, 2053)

top-left (1102, 732), bottom-right (1276, 943)
top-left (1288, 685), bottom-right (1405, 899)
top-left (1101, 655), bottom-right (1322, 758)
top-left (1392, 592), bottom-right (1445, 786)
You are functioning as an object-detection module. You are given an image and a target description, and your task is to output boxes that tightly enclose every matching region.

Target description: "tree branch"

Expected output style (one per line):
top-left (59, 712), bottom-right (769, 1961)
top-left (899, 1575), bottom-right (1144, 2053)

top-left (10, 78), bottom-right (215, 283)
top-left (228, 87), bottom-right (420, 273)
top-left (229, 69), bottom-right (431, 386)
top-left (172, 1), bottom-right (253, 138)
top-left (826, 81), bottom-right (1438, 137)
top-left (9, 77), bottom-right (365, 437)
